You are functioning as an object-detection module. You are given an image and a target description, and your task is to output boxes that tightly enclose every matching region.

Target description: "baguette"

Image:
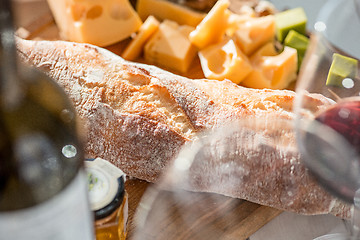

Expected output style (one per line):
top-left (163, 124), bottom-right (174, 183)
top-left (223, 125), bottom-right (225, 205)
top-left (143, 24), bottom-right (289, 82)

top-left (16, 38), bottom-right (351, 218)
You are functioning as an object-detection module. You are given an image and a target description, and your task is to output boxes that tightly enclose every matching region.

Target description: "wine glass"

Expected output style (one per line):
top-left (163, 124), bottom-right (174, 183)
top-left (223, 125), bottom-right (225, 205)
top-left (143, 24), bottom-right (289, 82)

top-left (294, 0), bottom-right (360, 239)
top-left (131, 117), bottom-right (295, 240)
top-left (131, 116), bottom-right (345, 240)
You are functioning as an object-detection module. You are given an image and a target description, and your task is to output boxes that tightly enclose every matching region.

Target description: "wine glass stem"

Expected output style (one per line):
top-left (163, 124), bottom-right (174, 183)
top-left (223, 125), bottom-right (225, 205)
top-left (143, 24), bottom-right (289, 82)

top-left (351, 189), bottom-right (360, 238)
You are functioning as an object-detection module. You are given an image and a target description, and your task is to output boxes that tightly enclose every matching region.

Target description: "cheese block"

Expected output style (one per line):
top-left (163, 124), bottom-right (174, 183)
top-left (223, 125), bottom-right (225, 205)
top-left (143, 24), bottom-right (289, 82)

top-left (226, 9), bottom-right (255, 37)
top-left (189, 0), bottom-right (231, 49)
top-left (241, 43), bottom-right (297, 89)
top-left (233, 15), bottom-right (275, 56)
top-left (122, 16), bottom-right (160, 61)
top-left (275, 7), bottom-right (307, 43)
top-left (46, 0), bottom-right (142, 47)
top-left (144, 20), bottom-right (197, 73)
top-left (199, 39), bottom-right (252, 84)
top-left (136, 0), bottom-right (205, 27)
top-left (326, 53), bottom-right (359, 87)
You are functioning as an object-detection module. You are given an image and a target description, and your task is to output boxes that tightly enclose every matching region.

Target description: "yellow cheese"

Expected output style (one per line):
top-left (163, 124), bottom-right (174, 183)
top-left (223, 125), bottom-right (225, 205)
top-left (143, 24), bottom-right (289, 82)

top-left (233, 15), bottom-right (276, 56)
top-left (46, 0), bottom-right (142, 47)
top-left (144, 20), bottom-right (197, 73)
top-left (189, 0), bottom-right (231, 49)
top-left (198, 39), bottom-right (252, 84)
top-left (241, 43), bottom-right (297, 89)
top-left (226, 7), bottom-right (256, 36)
top-left (136, 0), bottom-right (205, 27)
top-left (122, 16), bottom-right (160, 61)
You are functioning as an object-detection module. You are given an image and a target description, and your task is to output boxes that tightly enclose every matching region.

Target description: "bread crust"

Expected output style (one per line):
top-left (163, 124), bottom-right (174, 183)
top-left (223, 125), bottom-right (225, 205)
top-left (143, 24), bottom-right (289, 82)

top-left (16, 38), bottom-right (351, 218)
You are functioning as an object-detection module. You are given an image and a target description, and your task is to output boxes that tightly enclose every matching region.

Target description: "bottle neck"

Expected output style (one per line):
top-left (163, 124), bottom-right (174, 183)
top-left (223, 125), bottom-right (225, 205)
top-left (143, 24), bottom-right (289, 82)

top-left (0, 0), bottom-right (24, 110)
top-left (0, 0), bottom-right (18, 77)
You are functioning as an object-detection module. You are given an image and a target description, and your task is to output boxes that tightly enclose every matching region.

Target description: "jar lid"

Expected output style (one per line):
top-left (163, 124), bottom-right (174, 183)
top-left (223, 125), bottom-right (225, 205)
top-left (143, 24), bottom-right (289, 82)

top-left (85, 158), bottom-right (126, 220)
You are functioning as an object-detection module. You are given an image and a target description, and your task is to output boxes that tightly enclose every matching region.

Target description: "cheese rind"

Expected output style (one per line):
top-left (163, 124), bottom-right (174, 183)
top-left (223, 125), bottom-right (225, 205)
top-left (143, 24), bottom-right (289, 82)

top-left (189, 0), bottom-right (231, 49)
top-left (242, 43), bottom-right (298, 89)
top-left (198, 39), bottom-right (252, 84)
top-left (284, 30), bottom-right (309, 69)
top-left (144, 20), bottom-right (197, 73)
top-left (326, 53), bottom-right (358, 87)
top-left (136, 0), bottom-right (205, 27)
top-left (275, 7), bottom-right (307, 42)
top-left (122, 16), bottom-right (160, 61)
top-left (46, 0), bottom-right (142, 47)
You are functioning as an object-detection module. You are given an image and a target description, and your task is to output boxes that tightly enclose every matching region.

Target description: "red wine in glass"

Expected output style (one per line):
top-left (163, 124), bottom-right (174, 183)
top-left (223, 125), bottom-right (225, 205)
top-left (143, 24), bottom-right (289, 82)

top-left (301, 99), bottom-right (360, 203)
top-left (315, 99), bottom-right (360, 153)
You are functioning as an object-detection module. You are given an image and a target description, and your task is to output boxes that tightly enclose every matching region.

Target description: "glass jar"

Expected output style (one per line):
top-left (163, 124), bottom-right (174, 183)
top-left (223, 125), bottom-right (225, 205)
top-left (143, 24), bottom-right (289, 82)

top-left (85, 158), bottom-right (128, 240)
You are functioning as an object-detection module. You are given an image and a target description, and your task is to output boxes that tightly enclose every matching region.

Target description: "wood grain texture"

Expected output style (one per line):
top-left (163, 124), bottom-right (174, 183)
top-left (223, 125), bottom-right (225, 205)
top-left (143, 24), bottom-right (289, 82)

top-left (124, 178), bottom-right (149, 240)
top-left (130, 182), bottom-right (282, 240)
top-left (124, 178), bottom-right (282, 240)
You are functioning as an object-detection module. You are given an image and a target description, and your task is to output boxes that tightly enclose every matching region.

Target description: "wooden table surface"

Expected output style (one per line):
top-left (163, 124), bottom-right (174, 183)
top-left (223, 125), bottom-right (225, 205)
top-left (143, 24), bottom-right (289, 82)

top-left (12, 1), bottom-right (283, 239)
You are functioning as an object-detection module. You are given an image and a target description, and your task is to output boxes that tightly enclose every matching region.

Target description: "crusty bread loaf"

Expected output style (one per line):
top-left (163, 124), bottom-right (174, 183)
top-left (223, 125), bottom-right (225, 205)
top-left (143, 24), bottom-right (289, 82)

top-left (16, 38), bottom-right (351, 218)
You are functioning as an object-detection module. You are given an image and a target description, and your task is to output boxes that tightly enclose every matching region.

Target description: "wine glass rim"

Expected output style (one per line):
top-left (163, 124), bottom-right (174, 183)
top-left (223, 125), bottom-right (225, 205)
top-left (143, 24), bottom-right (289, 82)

top-left (313, 0), bottom-right (360, 60)
top-left (355, 0), bottom-right (360, 21)
top-left (313, 233), bottom-right (353, 240)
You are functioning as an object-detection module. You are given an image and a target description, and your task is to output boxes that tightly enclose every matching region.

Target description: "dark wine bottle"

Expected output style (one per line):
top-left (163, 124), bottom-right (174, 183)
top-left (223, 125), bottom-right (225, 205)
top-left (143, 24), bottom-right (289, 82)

top-left (0, 1), bottom-right (94, 239)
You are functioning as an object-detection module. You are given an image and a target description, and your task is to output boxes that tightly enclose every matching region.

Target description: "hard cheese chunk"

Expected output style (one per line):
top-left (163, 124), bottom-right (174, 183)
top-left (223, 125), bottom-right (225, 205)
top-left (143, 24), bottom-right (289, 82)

top-left (326, 53), bottom-right (358, 87)
top-left (144, 20), bottom-right (197, 73)
top-left (199, 39), bottom-right (252, 84)
top-left (189, 0), bottom-right (231, 49)
top-left (226, 9), bottom-right (255, 37)
top-left (122, 16), bottom-right (160, 61)
top-left (275, 7), bottom-right (307, 43)
top-left (136, 0), bottom-right (205, 27)
top-left (242, 43), bottom-right (297, 89)
top-left (46, 0), bottom-right (142, 47)
top-left (233, 15), bottom-right (275, 56)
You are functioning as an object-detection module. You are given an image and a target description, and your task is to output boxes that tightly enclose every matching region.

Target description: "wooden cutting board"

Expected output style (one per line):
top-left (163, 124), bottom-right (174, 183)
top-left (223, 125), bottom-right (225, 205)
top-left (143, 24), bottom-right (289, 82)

top-left (13, 1), bottom-right (282, 239)
top-left (125, 179), bottom-right (282, 240)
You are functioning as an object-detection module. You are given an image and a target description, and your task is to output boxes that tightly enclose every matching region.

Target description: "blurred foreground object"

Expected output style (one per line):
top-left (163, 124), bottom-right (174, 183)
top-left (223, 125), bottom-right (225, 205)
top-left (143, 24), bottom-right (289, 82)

top-left (0, 0), bottom-right (94, 239)
top-left (294, 0), bottom-right (360, 238)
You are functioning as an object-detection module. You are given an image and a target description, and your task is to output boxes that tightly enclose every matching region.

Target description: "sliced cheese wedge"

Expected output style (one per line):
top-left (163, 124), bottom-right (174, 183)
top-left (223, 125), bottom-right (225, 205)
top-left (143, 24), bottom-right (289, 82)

top-left (189, 0), bottom-right (231, 49)
top-left (241, 43), bottom-right (297, 89)
top-left (46, 0), bottom-right (142, 47)
top-left (136, 0), bottom-right (205, 27)
top-left (199, 39), bottom-right (252, 84)
top-left (122, 16), bottom-right (160, 61)
top-left (144, 20), bottom-right (197, 73)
